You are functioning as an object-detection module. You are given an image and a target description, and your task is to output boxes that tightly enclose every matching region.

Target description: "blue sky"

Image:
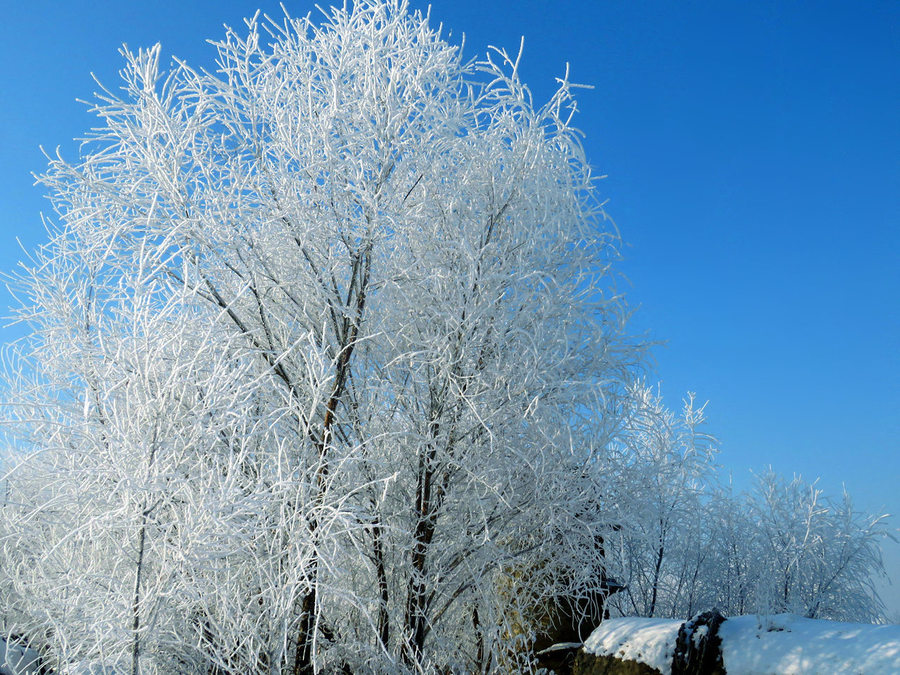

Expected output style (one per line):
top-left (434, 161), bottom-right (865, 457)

top-left (1, 1), bottom-right (897, 613)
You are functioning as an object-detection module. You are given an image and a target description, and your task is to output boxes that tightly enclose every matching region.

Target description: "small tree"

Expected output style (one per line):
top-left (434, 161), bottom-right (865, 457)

top-left (745, 469), bottom-right (891, 622)
top-left (0, 1), bottom-right (637, 672)
top-left (602, 382), bottom-right (717, 619)
top-left (600, 389), bottom-right (892, 624)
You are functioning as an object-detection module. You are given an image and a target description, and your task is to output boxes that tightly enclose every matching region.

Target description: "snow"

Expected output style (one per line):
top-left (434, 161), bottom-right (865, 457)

top-left (537, 642), bottom-right (583, 654)
top-left (0, 638), bottom-right (42, 675)
top-left (584, 614), bottom-right (900, 675)
top-left (718, 614), bottom-right (900, 674)
top-left (582, 616), bottom-right (682, 675)
top-left (691, 623), bottom-right (709, 647)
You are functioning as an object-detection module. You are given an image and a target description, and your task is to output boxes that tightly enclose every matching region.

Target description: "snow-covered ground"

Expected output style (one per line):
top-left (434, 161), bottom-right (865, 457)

top-left (583, 614), bottom-right (900, 675)
top-left (719, 614), bottom-right (900, 674)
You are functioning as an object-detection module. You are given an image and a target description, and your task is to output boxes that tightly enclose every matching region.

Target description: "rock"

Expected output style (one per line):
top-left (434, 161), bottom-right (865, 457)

top-left (536, 642), bottom-right (582, 674)
top-left (576, 616), bottom-right (681, 675)
top-left (671, 609), bottom-right (726, 675)
top-left (572, 651), bottom-right (664, 675)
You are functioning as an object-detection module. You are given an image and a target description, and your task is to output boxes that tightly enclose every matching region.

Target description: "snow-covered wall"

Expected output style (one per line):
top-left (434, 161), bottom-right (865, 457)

top-left (579, 613), bottom-right (900, 675)
top-left (582, 617), bottom-right (681, 675)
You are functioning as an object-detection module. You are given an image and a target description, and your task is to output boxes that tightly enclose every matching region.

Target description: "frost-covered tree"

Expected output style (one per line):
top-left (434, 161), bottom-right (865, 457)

top-left (602, 383), bottom-right (717, 619)
top-left (0, 1), bottom-right (637, 672)
top-left (600, 385), bottom-right (892, 624)
top-left (741, 469), bottom-right (891, 622)
top-left (702, 483), bottom-right (758, 617)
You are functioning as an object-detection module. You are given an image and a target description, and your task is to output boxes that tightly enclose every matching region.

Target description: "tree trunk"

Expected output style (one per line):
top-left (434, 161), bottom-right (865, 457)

top-left (131, 514), bottom-right (148, 675)
top-left (649, 541), bottom-right (665, 617)
top-left (292, 245), bottom-right (371, 674)
top-left (372, 516), bottom-right (390, 651)
top-left (402, 456), bottom-right (437, 666)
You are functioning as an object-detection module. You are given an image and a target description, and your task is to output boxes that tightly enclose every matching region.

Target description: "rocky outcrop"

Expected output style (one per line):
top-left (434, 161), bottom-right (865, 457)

top-left (574, 611), bottom-right (725, 675)
top-left (671, 610), bottom-right (726, 675)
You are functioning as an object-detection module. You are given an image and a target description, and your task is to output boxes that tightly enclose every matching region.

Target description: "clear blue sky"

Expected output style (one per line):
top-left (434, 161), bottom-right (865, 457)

top-left (1, 1), bottom-right (897, 614)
